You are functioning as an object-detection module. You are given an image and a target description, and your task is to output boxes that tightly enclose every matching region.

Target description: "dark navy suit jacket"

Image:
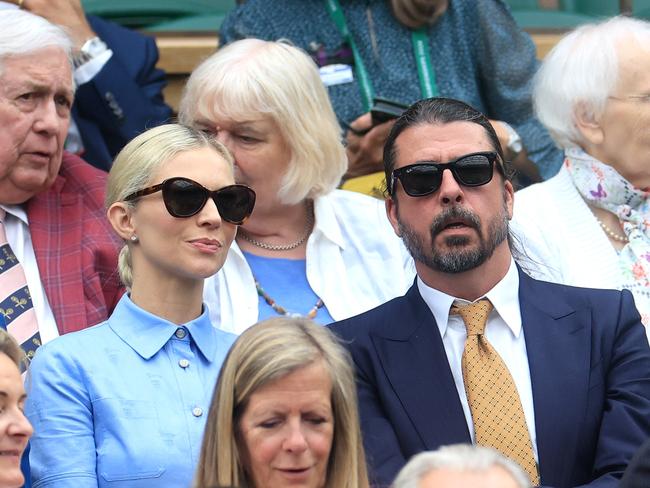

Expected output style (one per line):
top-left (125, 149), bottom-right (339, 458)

top-left (329, 269), bottom-right (650, 487)
top-left (620, 438), bottom-right (650, 488)
top-left (73, 16), bottom-right (172, 171)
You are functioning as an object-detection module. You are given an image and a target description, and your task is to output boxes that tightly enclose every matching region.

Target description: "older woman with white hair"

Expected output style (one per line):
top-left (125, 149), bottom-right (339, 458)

top-left (179, 39), bottom-right (413, 333)
top-left (512, 16), bottom-right (650, 330)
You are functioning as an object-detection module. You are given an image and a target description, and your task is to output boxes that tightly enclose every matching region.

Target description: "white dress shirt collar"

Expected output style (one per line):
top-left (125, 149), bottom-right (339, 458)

top-left (0, 204), bottom-right (28, 225)
top-left (417, 258), bottom-right (522, 339)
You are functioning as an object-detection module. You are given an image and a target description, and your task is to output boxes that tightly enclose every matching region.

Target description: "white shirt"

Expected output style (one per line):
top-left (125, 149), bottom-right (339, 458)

top-left (416, 259), bottom-right (538, 460)
top-left (0, 205), bottom-right (59, 344)
top-left (203, 189), bottom-right (416, 334)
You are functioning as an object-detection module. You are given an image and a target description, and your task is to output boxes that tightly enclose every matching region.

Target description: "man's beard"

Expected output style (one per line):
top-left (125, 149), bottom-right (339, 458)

top-left (398, 204), bottom-right (509, 274)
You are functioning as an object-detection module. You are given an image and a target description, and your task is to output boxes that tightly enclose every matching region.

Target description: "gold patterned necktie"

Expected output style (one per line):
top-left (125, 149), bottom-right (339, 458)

top-left (451, 299), bottom-right (540, 485)
top-left (0, 209), bottom-right (41, 369)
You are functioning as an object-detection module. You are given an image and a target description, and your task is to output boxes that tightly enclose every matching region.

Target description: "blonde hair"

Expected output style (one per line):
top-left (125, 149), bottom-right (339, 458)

top-left (0, 329), bottom-right (25, 368)
top-left (195, 317), bottom-right (369, 488)
top-left (105, 124), bottom-right (234, 289)
top-left (179, 38), bottom-right (347, 205)
top-left (389, 0), bottom-right (448, 29)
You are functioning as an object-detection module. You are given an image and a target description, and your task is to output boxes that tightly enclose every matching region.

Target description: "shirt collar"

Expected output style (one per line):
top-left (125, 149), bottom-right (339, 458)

top-left (108, 294), bottom-right (219, 361)
top-left (417, 258), bottom-right (522, 338)
top-left (312, 195), bottom-right (346, 250)
top-left (0, 204), bottom-right (28, 225)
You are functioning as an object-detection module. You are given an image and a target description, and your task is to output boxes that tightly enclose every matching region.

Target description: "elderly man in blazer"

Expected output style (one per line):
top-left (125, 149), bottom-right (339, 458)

top-left (0, 9), bottom-right (122, 352)
top-left (6, 0), bottom-right (173, 171)
top-left (330, 97), bottom-right (650, 487)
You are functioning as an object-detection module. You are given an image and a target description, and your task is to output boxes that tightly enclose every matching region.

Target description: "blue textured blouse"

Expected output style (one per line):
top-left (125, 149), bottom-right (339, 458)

top-left (25, 295), bottom-right (236, 488)
top-left (221, 0), bottom-right (563, 179)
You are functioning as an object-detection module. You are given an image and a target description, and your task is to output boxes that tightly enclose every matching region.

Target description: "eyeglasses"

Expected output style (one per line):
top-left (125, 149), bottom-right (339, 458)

top-left (390, 151), bottom-right (500, 197)
top-left (124, 177), bottom-right (256, 225)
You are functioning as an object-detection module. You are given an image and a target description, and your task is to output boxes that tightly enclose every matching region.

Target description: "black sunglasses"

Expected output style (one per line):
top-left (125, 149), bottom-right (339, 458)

top-left (390, 151), bottom-right (500, 197)
top-left (124, 177), bottom-right (256, 225)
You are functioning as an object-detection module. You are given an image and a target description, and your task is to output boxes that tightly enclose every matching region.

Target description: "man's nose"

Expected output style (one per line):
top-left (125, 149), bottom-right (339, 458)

top-left (438, 168), bottom-right (464, 205)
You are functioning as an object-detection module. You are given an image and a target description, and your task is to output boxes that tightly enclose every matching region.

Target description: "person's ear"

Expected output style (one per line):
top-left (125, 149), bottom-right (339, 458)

top-left (504, 180), bottom-right (514, 220)
top-left (386, 196), bottom-right (402, 237)
top-left (574, 102), bottom-right (605, 146)
top-left (107, 202), bottom-right (136, 241)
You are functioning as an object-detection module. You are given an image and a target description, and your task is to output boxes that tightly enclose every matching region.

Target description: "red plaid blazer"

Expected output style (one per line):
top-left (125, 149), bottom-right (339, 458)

top-left (26, 151), bottom-right (124, 334)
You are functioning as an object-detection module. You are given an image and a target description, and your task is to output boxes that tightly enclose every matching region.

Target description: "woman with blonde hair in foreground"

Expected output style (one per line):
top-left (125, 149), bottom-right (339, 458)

top-left (194, 316), bottom-right (369, 488)
top-left (25, 124), bottom-right (256, 487)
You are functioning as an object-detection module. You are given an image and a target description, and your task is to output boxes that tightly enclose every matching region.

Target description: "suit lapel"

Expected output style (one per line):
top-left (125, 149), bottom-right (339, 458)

top-left (372, 285), bottom-right (471, 449)
top-left (28, 176), bottom-right (86, 334)
top-left (518, 270), bottom-right (591, 485)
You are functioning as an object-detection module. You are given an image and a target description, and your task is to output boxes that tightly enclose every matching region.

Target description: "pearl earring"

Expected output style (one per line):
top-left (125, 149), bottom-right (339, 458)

top-left (130, 235), bottom-right (138, 243)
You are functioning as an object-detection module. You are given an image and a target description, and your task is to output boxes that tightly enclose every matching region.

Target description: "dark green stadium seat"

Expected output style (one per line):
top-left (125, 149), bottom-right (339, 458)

top-left (82, 0), bottom-right (236, 29)
top-left (506, 0), bottom-right (619, 29)
top-left (145, 14), bottom-right (229, 32)
top-left (633, 0), bottom-right (650, 18)
top-left (560, 0), bottom-right (619, 17)
top-left (511, 9), bottom-right (599, 28)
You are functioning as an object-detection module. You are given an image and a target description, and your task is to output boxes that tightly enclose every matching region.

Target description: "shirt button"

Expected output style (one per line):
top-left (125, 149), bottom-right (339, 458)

top-left (175, 328), bottom-right (187, 339)
top-left (192, 407), bottom-right (203, 417)
top-left (178, 359), bottom-right (190, 369)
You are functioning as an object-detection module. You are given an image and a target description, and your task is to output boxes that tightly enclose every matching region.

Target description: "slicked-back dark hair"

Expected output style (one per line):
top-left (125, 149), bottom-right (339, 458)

top-left (384, 97), bottom-right (511, 195)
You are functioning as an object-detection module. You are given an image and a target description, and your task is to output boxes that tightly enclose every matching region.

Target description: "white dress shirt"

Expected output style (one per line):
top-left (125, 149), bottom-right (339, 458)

top-left (417, 259), bottom-right (538, 460)
top-left (0, 205), bottom-right (59, 344)
top-left (203, 189), bottom-right (416, 334)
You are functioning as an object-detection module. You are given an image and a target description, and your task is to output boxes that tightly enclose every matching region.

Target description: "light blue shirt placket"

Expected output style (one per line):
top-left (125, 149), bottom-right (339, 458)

top-left (166, 326), bottom-right (210, 464)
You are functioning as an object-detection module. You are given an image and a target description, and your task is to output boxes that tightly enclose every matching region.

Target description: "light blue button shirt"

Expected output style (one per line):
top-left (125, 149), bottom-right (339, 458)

top-left (25, 294), bottom-right (236, 488)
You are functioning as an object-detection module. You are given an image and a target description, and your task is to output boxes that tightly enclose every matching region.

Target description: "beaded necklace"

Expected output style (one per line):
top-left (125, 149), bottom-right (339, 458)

top-left (238, 202), bottom-right (314, 252)
top-left (254, 278), bottom-right (324, 319)
top-left (596, 218), bottom-right (628, 243)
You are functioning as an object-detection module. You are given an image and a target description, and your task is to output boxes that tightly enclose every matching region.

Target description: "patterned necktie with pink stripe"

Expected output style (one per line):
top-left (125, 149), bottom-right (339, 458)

top-left (0, 209), bottom-right (41, 369)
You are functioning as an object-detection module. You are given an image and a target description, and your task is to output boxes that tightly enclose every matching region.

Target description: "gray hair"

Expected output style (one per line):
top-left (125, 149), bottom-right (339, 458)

top-left (392, 444), bottom-right (531, 488)
top-left (0, 9), bottom-right (73, 77)
top-left (533, 15), bottom-right (650, 149)
top-left (179, 38), bottom-right (347, 204)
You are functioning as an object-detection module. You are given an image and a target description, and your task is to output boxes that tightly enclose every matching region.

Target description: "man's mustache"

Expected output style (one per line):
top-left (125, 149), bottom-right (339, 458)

top-left (430, 206), bottom-right (481, 237)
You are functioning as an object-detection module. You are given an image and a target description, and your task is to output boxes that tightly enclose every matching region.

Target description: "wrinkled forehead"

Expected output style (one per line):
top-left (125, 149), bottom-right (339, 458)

top-left (394, 121), bottom-right (495, 167)
top-left (0, 48), bottom-right (73, 92)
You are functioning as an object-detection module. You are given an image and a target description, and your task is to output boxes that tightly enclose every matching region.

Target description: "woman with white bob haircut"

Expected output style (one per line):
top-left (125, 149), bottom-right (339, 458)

top-left (392, 444), bottom-right (530, 488)
top-left (25, 124), bottom-right (255, 487)
top-left (179, 39), bottom-right (413, 333)
top-left (512, 16), bottom-right (650, 330)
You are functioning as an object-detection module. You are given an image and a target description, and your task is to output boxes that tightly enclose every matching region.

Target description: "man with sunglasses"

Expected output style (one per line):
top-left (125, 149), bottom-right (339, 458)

top-left (330, 97), bottom-right (650, 487)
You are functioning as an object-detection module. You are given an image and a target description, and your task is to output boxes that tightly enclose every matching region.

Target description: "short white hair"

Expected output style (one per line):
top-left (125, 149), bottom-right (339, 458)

top-left (392, 445), bottom-right (531, 488)
top-left (0, 9), bottom-right (73, 76)
top-left (179, 38), bottom-right (347, 205)
top-left (533, 16), bottom-right (650, 149)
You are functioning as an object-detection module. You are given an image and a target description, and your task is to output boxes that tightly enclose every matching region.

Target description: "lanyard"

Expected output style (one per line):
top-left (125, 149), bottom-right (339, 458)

top-left (325, 0), bottom-right (439, 112)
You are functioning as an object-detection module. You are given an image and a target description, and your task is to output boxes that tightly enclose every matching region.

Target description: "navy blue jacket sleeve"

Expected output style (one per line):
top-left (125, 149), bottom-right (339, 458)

top-left (72, 15), bottom-right (172, 170)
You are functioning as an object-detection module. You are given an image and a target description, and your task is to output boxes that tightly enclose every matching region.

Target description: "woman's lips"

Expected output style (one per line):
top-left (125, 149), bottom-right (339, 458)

top-left (188, 238), bottom-right (222, 253)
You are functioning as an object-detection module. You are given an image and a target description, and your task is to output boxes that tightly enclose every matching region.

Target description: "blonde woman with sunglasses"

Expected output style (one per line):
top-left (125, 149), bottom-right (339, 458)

top-left (25, 124), bottom-right (255, 487)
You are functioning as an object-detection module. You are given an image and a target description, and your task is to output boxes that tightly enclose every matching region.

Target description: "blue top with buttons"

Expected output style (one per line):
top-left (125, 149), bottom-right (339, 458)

top-left (25, 294), bottom-right (236, 488)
